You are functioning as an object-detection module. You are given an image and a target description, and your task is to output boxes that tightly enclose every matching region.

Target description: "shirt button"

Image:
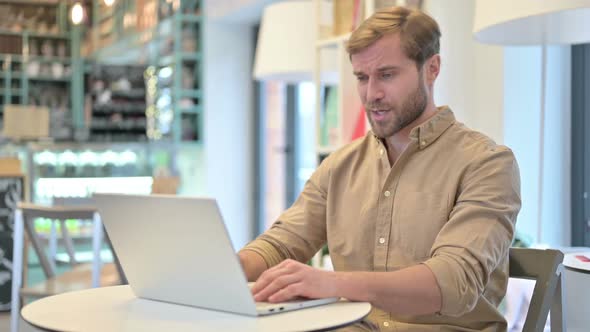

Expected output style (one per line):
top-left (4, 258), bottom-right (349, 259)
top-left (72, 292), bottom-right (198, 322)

top-left (421, 140), bottom-right (426, 146)
top-left (379, 237), bottom-right (386, 244)
top-left (384, 190), bottom-right (391, 197)
top-left (379, 149), bottom-right (384, 156)
top-left (383, 321), bottom-right (390, 327)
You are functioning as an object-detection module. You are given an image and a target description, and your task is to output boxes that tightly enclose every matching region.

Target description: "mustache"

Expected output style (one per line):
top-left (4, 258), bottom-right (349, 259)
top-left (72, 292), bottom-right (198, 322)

top-left (364, 103), bottom-right (392, 111)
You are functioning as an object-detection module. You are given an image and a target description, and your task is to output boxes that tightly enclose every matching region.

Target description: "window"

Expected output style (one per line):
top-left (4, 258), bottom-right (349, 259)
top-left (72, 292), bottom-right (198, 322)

top-left (571, 44), bottom-right (590, 246)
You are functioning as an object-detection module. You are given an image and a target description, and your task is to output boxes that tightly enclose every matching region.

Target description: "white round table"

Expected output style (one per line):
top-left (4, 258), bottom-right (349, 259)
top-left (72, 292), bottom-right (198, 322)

top-left (21, 285), bottom-right (372, 332)
top-left (563, 251), bottom-right (590, 332)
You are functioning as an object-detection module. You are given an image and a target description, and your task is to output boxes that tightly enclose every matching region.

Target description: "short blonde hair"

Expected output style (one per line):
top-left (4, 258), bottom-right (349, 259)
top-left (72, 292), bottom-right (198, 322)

top-left (346, 6), bottom-right (441, 67)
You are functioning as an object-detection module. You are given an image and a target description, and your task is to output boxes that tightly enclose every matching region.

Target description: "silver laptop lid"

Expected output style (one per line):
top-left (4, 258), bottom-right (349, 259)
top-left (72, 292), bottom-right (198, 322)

top-left (93, 193), bottom-right (258, 316)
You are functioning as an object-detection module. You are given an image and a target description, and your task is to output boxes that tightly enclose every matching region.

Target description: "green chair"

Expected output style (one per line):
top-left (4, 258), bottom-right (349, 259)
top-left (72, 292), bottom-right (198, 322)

top-left (509, 248), bottom-right (565, 332)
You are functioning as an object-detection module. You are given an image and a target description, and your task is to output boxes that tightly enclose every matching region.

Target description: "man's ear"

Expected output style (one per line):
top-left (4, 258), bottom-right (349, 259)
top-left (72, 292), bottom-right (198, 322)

top-left (424, 54), bottom-right (441, 85)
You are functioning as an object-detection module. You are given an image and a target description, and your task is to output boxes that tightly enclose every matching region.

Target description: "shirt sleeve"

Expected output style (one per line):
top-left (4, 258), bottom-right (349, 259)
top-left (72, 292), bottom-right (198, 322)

top-left (241, 154), bottom-right (332, 268)
top-left (422, 146), bottom-right (521, 317)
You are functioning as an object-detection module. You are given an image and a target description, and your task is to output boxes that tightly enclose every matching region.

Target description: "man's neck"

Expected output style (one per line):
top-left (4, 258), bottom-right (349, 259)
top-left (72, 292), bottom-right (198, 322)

top-left (384, 104), bottom-right (439, 165)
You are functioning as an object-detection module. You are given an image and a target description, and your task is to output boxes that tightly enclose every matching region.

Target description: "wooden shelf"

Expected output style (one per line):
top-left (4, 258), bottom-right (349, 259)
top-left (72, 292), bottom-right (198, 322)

top-left (0, 72), bottom-right (22, 79)
top-left (158, 52), bottom-right (201, 67)
top-left (28, 75), bottom-right (71, 82)
top-left (0, 54), bottom-right (70, 64)
top-left (0, 72), bottom-right (71, 82)
top-left (0, 54), bottom-right (24, 61)
top-left (93, 103), bottom-right (146, 114)
top-left (179, 14), bottom-right (203, 23)
top-left (111, 89), bottom-right (146, 99)
top-left (0, 88), bottom-right (23, 96)
top-left (90, 126), bottom-right (147, 132)
top-left (0, 29), bottom-right (68, 39)
top-left (181, 52), bottom-right (202, 62)
top-left (0, 0), bottom-right (59, 5)
top-left (28, 56), bottom-right (71, 63)
top-left (25, 31), bottom-right (69, 39)
top-left (178, 90), bottom-right (202, 99)
top-left (179, 105), bottom-right (202, 114)
top-left (158, 55), bottom-right (174, 67)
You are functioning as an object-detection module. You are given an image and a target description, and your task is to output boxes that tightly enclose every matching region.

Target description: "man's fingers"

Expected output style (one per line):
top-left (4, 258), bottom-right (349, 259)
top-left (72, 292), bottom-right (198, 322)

top-left (268, 282), bottom-right (305, 303)
top-left (251, 259), bottom-right (298, 294)
top-left (251, 262), bottom-right (287, 293)
top-left (250, 259), bottom-right (331, 303)
top-left (253, 273), bottom-right (300, 302)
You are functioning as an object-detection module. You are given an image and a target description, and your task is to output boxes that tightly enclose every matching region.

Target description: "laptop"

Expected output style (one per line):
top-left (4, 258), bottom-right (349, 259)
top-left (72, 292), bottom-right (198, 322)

top-left (93, 193), bottom-right (339, 316)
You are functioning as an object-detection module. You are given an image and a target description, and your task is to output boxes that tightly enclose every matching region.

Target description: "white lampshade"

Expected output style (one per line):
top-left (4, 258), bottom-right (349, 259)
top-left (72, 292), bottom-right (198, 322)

top-left (474, 0), bottom-right (590, 45)
top-left (253, 0), bottom-right (336, 83)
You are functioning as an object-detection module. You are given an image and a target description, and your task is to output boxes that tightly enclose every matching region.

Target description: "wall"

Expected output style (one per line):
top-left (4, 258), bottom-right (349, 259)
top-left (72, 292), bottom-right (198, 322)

top-left (423, 0), bottom-right (571, 246)
top-left (203, 9), bottom-right (255, 249)
top-left (423, 0), bottom-right (504, 143)
top-left (504, 46), bottom-right (572, 246)
top-left (263, 82), bottom-right (287, 230)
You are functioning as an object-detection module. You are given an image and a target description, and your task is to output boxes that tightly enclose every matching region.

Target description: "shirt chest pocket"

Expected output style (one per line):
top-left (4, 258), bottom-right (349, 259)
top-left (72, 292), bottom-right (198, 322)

top-left (393, 192), bottom-right (449, 261)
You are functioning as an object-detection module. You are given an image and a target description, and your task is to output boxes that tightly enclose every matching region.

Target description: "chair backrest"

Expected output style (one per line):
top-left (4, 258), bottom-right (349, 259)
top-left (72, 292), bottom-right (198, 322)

top-left (17, 202), bottom-right (99, 278)
top-left (509, 248), bottom-right (564, 332)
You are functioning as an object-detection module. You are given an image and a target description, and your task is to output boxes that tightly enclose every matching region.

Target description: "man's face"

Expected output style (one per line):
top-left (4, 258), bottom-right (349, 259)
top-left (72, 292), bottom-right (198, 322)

top-left (351, 33), bottom-right (429, 139)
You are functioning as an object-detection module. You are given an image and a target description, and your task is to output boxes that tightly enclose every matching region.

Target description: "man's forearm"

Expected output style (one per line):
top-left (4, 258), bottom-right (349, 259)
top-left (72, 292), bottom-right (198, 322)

top-left (238, 250), bottom-right (269, 281)
top-left (333, 264), bottom-right (442, 316)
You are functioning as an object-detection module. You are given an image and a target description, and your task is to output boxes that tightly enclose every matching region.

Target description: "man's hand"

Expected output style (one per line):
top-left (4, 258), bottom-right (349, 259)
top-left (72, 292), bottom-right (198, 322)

top-left (251, 259), bottom-right (337, 302)
top-left (249, 259), bottom-right (443, 316)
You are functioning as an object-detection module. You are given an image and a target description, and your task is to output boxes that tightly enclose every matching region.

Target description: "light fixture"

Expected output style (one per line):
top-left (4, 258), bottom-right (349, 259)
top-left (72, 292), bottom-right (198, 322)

top-left (104, 0), bottom-right (115, 7)
top-left (473, 0), bottom-right (590, 244)
top-left (71, 2), bottom-right (84, 25)
top-left (253, 0), bottom-right (336, 83)
top-left (474, 1), bottom-right (590, 45)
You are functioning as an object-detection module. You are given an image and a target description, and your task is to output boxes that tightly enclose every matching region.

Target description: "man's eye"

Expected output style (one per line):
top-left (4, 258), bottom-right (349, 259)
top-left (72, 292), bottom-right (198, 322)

top-left (381, 72), bottom-right (393, 79)
top-left (356, 76), bottom-right (368, 82)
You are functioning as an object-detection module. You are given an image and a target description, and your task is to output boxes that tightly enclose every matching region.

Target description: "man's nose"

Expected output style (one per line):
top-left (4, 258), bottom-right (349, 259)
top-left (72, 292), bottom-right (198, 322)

top-left (366, 78), bottom-right (384, 103)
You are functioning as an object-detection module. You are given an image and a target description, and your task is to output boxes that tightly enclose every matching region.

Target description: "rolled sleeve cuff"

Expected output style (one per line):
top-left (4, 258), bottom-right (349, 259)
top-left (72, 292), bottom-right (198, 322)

top-left (422, 257), bottom-right (474, 317)
top-left (242, 239), bottom-right (284, 268)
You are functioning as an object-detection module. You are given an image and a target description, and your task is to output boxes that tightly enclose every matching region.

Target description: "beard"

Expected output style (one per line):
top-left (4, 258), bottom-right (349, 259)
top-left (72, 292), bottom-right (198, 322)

top-left (365, 76), bottom-right (428, 139)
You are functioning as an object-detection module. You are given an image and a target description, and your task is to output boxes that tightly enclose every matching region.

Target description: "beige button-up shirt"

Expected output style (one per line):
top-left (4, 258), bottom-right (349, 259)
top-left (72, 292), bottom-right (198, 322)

top-left (243, 107), bottom-right (521, 331)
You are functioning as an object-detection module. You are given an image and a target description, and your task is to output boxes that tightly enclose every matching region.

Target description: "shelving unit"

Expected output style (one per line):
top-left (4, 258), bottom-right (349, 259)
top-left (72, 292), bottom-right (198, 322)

top-left (153, 0), bottom-right (202, 142)
top-left (313, 0), bottom-right (371, 163)
top-left (85, 64), bottom-right (148, 142)
top-left (0, 1), bottom-right (82, 141)
top-left (89, 0), bottom-right (203, 143)
top-left (0, 0), bottom-right (203, 143)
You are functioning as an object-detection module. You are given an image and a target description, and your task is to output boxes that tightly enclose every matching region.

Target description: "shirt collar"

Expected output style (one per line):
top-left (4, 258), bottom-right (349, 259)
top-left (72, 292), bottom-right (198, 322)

top-left (371, 106), bottom-right (456, 149)
top-left (409, 106), bottom-right (455, 149)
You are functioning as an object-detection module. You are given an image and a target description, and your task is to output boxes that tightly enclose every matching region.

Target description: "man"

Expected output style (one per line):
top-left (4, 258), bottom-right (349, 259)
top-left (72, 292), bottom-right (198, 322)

top-left (240, 6), bottom-right (521, 331)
